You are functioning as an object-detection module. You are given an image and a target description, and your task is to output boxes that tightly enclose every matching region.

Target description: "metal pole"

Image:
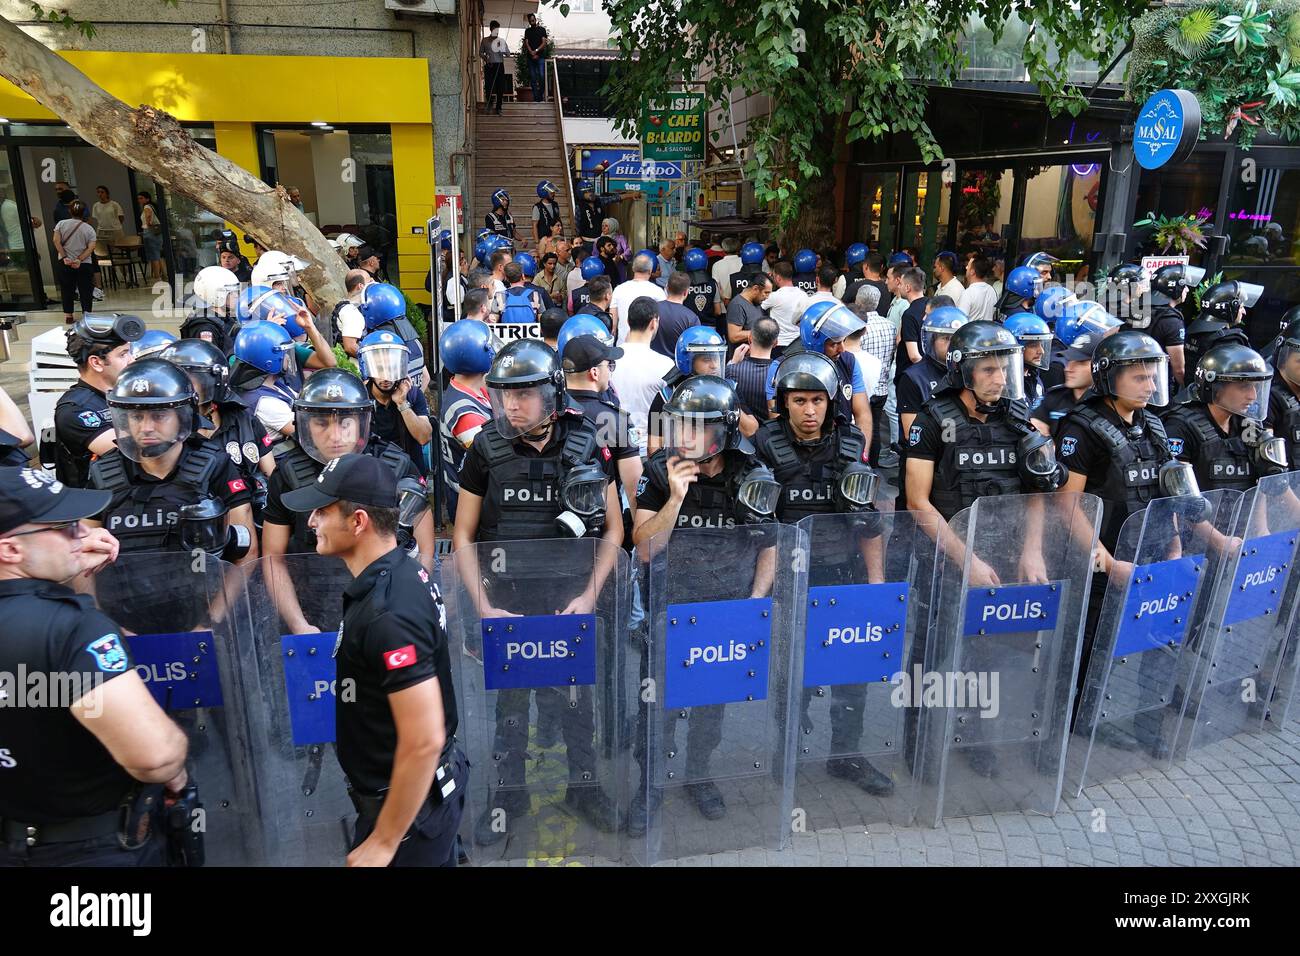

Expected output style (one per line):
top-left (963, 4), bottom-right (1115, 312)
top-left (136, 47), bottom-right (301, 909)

top-left (426, 213), bottom-right (445, 534)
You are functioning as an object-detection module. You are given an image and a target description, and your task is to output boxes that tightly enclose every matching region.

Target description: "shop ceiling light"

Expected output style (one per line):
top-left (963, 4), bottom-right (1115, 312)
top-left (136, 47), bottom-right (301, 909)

top-left (311, 120), bottom-right (329, 127)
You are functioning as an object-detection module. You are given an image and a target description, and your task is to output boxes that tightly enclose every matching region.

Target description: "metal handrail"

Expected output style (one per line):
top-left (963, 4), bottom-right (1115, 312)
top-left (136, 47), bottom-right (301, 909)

top-left (550, 59), bottom-right (578, 232)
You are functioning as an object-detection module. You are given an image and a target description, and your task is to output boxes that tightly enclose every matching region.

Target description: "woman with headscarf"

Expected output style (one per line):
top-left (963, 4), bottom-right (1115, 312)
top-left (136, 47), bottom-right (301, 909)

top-left (601, 217), bottom-right (631, 264)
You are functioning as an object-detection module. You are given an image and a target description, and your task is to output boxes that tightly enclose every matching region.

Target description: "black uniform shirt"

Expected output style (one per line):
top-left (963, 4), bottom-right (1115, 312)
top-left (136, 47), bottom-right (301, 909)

top-left (0, 579), bottom-right (135, 822)
top-left (336, 546), bottom-right (458, 795)
top-left (896, 357), bottom-right (947, 417)
top-left (54, 381), bottom-right (113, 487)
top-left (1031, 385), bottom-right (1083, 436)
top-left (568, 389), bottom-right (635, 480)
top-left (0, 429), bottom-right (28, 467)
top-left (371, 388), bottom-right (431, 477)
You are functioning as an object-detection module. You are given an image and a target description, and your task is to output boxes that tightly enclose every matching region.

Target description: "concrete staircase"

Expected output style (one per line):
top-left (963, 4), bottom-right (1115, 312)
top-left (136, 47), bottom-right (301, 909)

top-left (472, 102), bottom-right (573, 251)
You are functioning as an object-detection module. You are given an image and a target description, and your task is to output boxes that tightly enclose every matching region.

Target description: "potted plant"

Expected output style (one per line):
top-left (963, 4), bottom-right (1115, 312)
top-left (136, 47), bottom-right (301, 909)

top-left (1133, 210), bottom-right (1211, 256)
top-left (515, 34), bottom-right (556, 102)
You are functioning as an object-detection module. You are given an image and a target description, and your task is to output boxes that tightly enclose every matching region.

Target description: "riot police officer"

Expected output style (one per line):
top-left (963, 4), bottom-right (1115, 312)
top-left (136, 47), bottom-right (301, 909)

top-left (1181, 281), bottom-right (1260, 395)
top-left (729, 242), bottom-right (766, 301)
top-left (1030, 334), bottom-right (1098, 437)
top-left (160, 338), bottom-right (276, 521)
top-left (359, 282), bottom-right (426, 391)
top-left (84, 358), bottom-right (257, 559)
top-left (1162, 343), bottom-right (1288, 492)
top-left (681, 247), bottom-right (722, 331)
top-left (230, 320), bottom-right (302, 440)
top-left (569, 257), bottom-right (606, 315)
top-left (0, 467), bottom-right (191, 866)
top-left (1004, 312), bottom-right (1053, 410)
top-left (1267, 317), bottom-right (1300, 467)
top-left (359, 330), bottom-right (433, 477)
top-left (534, 180), bottom-right (562, 244)
top-left (753, 351), bottom-right (891, 794)
top-left (486, 187), bottom-right (516, 242)
top-left (180, 265), bottom-right (241, 353)
top-left (793, 248), bottom-right (818, 296)
top-left (787, 300), bottom-right (873, 437)
top-left (1131, 262), bottom-right (1195, 386)
top-left (645, 326), bottom-right (731, 456)
top-left (451, 338), bottom-right (623, 844)
top-left (261, 369), bottom-right (431, 634)
top-left (906, 321), bottom-right (1061, 586)
top-left (632, 374), bottom-right (781, 830)
top-left (895, 305), bottom-right (969, 508)
top-left (997, 264), bottom-right (1042, 318)
top-left (53, 314), bottom-right (144, 487)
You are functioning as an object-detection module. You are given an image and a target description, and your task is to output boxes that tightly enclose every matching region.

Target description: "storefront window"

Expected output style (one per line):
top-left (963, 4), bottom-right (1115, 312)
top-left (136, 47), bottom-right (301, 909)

top-left (0, 151), bottom-right (37, 303)
top-left (1133, 152), bottom-right (1226, 266)
top-left (1222, 164), bottom-right (1300, 268)
top-left (857, 171), bottom-right (898, 255)
top-left (1020, 161), bottom-right (1102, 281)
top-left (901, 169), bottom-right (951, 268)
top-left (955, 167), bottom-right (1013, 261)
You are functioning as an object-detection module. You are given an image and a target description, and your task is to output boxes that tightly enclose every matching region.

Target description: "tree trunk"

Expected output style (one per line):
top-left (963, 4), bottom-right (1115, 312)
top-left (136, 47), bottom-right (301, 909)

top-left (780, 118), bottom-right (838, 254)
top-left (0, 15), bottom-right (347, 311)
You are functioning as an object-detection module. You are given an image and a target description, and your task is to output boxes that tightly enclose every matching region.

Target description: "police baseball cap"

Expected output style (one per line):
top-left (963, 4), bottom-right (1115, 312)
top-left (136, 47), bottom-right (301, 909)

top-left (217, 240), bottom-right (241, 257)
top-left (280, 454), bottom-right (399, 513)
top-left (1060, 333), bottom-right (1100, 363)
top-left (562, 334), bottom-right (623, 373)
top-left (0, 467), bottom-right (111, 536)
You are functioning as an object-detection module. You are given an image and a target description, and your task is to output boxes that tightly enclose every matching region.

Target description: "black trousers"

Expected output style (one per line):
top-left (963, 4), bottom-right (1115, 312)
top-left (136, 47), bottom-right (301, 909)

top-left (0, 828), bottom-right (166, 868)
top-left (350, 750), bottom-right (468, 867)
top-left (869, 394), bottom-right (889, 464)
top-left (484, 63), bottom-right (504, 112)
top-left (58, 261), bottom-right (95, 316)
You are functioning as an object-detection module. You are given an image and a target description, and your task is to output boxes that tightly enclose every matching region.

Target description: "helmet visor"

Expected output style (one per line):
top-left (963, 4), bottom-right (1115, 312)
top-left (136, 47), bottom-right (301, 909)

top-left (1183, 266), bottom-right (1207, 287)
top-left (663, 414), bottom-right (729, 462)
top-left (1065, 303), bottom-right (1122, 345)
top-left (684, 341), bottom-right (726, 376)
top-left (488, 382), bottom-right (558, 440)
top-left (184, 365), bottom-right (226, 406)
top-left (1018, 333), bottom-right (1053, 370)
top-left (295, 408), bottom-right (371, 463)
top-left (130, 339), bottom-right (173, 360)
top-left (110, 405), bottom-right (194, 462)
top-left (921, 326), bottom-right (958, 362)
top-left (809, 303), bottom-right (866, 344)
top-left (1240, 282), bottom-right (1264, 308)
top-left (360, 343), bottom-right (409, 385)
top-left (960, 349), bottom-right (1025, 404)
top-left (1211, 374), bottom-right (1271, 421)
top-left (1278, 341), bottom-right (1300, 388)
top-left (1110, 358), bottom-right (1170, 408)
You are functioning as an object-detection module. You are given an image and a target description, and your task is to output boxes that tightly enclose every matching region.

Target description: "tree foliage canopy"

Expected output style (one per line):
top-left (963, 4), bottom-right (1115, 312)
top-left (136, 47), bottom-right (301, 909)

top-left (600, 0), bottom-right (1146, 231)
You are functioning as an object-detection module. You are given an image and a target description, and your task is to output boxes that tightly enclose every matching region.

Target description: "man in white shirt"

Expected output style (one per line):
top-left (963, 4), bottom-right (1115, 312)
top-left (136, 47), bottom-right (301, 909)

top-left (762, 260), bottom-right (810, 352)
top-left (809, 264), bottom-right (842, 308)
top-left (609, 251), bottom-right (665, 344)
top-left (336, 269), bottom-right (371, 357)
top-left (933, 251), bottom-right (965, 302)
top-left (611, 296), bottom-right (674, 458)
top-left (711, 237), bottom-right (743, 304)
top-left (957, 254), bottom-right (998, 323)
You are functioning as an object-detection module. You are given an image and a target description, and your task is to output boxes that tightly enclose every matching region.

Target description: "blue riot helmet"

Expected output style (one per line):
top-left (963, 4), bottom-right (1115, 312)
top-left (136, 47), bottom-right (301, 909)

top-left (537, 180), bottom-right (557, 200)
top-left (684, 247), bottom-right (709, 273)
top-left (357, 329), bottom-right (410, 391)
top-left (1005, 265), bottom-right (1043, 301)
top-left (474, 240), bottom-right (490, 263)
top-left (674, 325), bottom-right (726, 377)
top-left (491, 188), bottom-right (510, 209)
top-left (439, 229), bottom-right (453, 252)
top-left (359, 282), bottom-right (407, 332)
top-left (514, 251), bottom-right (538, 278)
top-left (476, 228), bottom-right (492, 243)
top-left (1003, 312), bottom-right (1053, 370)
top-left (441, 319), bottom-right (498, 375)
top-left (577, 179), bottom-right (595, 194)
top-left (557, 314), bottom-right (615, 360)
top-left (888, 252), bottom-right (913, 267)
top-left (800, 300), bottom-right (866, 353)
top-left (237, 285), bottom-right (305, 337)
top-left (130, 329), bottom-right (178, 360)
top-left (236, 284), bottom-right (276, 323)
top-left (1056, 301), bottom-right (1122, 347)
top-left (1033, 285), bottom-right (1078, 325)
top-left (233, 319), bottom-right (295, 375)
top-left (793, 248), bottom-right (817, 273)
top-left (580, 256), bottom-right (605, 281)
top-left (921, 305), bottom-right (970, 363)
top-left (1022, 251), bottom-right (1060, 271)
top-left (741, 242), bottom-right (765, 266)
top-left (844, 243), bottom-right (869, 268)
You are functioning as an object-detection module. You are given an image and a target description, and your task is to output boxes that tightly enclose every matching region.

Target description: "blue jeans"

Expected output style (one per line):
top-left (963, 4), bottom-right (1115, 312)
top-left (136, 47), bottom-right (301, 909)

top-left (529, 57), bottom-right (545, 101)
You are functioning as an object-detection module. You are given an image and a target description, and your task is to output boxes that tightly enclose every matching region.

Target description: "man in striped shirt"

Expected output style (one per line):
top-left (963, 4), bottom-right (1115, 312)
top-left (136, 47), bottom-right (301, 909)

top-left (726, 316), bottom-right (779, 421)
top-left (439, 311), bottom-right (494, 523)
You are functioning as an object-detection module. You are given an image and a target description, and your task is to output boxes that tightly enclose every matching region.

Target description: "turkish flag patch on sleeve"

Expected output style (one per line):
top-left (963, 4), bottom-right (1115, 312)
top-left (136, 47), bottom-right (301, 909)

top-left (228, 478), bottom-right (248, 493)
top-left (601, 446), bottom-right (612, 462)
top-left (384, 644), bottom-right (417, 670)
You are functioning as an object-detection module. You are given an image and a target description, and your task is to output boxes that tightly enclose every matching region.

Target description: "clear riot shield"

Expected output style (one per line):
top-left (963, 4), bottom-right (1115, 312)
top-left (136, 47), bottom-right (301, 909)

top-left (1176, 472), bottom-right (1300, 754)
top-left (89, 551), bottom-right (260, 865)
top-left (634, 523), bottom-right (805, 865)
top-left (794, 511), bottom-right (940, 830)
top-left (917, 492), bottom-right (1102, 825)
top-left (1066, 490), bottom-right (1242, 796)
top-left (443, 537), bottom-right (631, 865)
top-left (236, 553), bottom-right (357, 866)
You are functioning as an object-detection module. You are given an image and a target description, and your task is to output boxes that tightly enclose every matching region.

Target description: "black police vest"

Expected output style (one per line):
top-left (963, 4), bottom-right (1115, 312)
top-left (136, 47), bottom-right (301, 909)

top-left (831, 351), bottom-right (857, 424)
top-left (685, 273), bottom-right (717, 321)
top-left (758, 419), bottom-right (865, 523)
top-left (179, 311), bottom-right (234, 354)
top-left (1163, 403), bottom-right (1256, 492)
top-left (486, 210), bottom-right (515, 239)
top-left (0, 430), bottom-right (28, 467)
top-left (1273, 383), bottom-right (1300, 467)
top-left (842, 277), bottom-right (869, 305)
top-left (89, 441), bottom-right (224, 554)
top-left (794, 273), bottom-right (817, 296)
top-left (730, 265), bottom-right (762, 300)
top-left (535, 199), bottom-right (561, 236)
top-left (1066, 399), bottom-right (1171, 546)
top-left (571, 283), bottom-right (594, 314)
top-left (925, 395), bottom-right (1031, 521)
top-left (54, 383), bottom-right (108, 487)
top-left (476, 414), bottom-right (602, 543)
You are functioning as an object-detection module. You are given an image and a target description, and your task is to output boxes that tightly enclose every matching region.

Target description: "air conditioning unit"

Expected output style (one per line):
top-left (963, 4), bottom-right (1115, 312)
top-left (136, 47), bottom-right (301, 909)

top-left (385, 0), bottom-right (456, 17)
top-left (712, 200), bottom-right (737, 219)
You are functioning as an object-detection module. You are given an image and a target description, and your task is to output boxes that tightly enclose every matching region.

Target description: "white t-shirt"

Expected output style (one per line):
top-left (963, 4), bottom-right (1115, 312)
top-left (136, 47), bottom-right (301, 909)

top-left (253, 394), bottom-right (294, 436)
top-left (958, 281), bottom-right (998, 323)
top-left (937, 276), bottom-right (965, 303)
top-left (91, 200), bottom-right (124, 238)
top-left (611, 341), bottom-right (674, 457)
top-left (712, 254), bottom-right (742, 298)
top-left (763, 285), bottom-right (810, 346)
top-left (336, 301), bottom-right (366, 341)
top-left (610, 278), bottom-right (665, 344)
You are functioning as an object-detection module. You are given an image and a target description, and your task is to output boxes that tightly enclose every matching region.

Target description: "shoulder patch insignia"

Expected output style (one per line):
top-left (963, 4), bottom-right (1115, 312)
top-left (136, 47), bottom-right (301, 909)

top-left (1167, 436), bottom-right (1185, 456)
top-left (908, 424), bottom-right (922, 446)
top-left (1060, 436), bottom-right (1077, 457)
top-left (86, 634), bottom-right (128, 673)
top-left (636, 474), bottom-right (649, 498)
top-left (78, 410), bottom-right (102, 428)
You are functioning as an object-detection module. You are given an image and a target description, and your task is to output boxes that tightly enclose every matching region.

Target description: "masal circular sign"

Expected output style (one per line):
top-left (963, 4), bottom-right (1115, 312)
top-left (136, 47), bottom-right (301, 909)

top-left (1133, 89), bottom-right (1201, 170)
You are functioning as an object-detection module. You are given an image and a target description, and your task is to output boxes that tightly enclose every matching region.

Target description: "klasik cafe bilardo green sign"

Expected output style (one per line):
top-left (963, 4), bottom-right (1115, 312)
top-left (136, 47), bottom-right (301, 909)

top-left (640, 93), bottom-right (706, 162)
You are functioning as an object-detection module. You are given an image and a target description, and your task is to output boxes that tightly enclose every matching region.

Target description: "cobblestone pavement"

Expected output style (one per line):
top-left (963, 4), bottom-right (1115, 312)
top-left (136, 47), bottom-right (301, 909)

top-left (654, 719), bottom-right (1300, 867)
